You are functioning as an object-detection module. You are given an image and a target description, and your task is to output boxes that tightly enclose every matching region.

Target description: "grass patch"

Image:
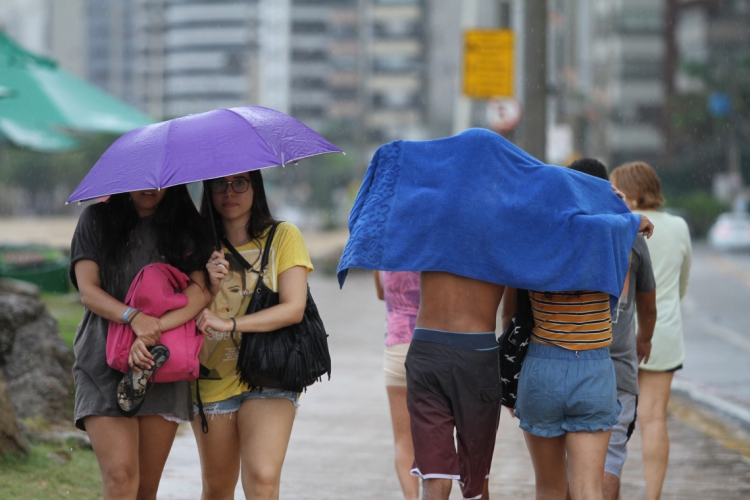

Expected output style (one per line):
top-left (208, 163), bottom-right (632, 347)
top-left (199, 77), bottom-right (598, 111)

top-left (0, 441), bottom-right (101, 499)
top-left (40, 293), bottom-right (84, 349)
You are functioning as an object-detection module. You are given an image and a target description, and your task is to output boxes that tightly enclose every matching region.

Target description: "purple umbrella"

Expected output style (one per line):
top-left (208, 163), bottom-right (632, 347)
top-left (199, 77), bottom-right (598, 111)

top-left (67, 106), bottom-right (343, 203)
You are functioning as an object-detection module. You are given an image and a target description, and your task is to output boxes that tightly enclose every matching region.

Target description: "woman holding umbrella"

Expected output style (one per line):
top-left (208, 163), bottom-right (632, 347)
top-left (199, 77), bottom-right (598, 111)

top-left (70, 186), bottom-right (213, 500)
top-left (193, 171), bottom-right (313, 500)
top-left (66, 105), bottom-right (339, 500)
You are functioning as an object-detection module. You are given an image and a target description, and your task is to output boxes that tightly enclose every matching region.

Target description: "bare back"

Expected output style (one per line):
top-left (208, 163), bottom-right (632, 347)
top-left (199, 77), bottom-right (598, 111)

top-left (416, 271), bottom-right (505, 332)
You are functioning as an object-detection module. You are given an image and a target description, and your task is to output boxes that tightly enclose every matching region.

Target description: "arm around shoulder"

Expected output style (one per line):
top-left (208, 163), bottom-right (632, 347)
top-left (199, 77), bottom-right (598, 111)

top-left (158, 270), bottom-right (212, 331)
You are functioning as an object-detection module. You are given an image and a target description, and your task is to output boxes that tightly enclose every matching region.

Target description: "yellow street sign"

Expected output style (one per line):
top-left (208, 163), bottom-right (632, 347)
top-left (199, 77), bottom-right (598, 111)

top-left (462, 29), bottom-right (514, 99)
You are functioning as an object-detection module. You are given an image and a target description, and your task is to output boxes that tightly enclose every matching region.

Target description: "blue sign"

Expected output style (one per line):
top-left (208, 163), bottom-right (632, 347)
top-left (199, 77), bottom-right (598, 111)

top-left (708, 92), bottom-right (731, 117)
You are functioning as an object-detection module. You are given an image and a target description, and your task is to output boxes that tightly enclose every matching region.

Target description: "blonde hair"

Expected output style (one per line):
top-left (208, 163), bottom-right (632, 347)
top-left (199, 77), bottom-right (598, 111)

top-left (610, 161), bottom-right (665, 209)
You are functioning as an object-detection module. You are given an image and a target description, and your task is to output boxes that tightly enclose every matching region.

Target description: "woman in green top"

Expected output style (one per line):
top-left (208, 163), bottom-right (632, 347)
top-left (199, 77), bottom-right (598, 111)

top-left (611, 161), bottom-right (691, 500)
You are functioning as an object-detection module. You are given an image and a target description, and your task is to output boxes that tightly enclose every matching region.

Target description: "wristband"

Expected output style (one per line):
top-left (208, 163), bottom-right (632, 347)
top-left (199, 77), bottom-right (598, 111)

top-left (127, 309), bottom-right (142, 325)
top-left (122, 307), bottom-right (133, 323)
top-left (230, 317), bottom-right (236, 333)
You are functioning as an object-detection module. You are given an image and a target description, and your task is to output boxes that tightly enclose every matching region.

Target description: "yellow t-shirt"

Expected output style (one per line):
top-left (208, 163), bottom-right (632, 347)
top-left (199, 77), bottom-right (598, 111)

top-left (196, 221), bottom-right (313, 403)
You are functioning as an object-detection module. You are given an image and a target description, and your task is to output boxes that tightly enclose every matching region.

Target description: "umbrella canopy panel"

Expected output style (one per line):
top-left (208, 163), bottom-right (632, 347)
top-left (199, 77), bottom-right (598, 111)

top-left (68, 106), bottom-right (343, 203)
top-left (0, 33), bottom-right (153, 151)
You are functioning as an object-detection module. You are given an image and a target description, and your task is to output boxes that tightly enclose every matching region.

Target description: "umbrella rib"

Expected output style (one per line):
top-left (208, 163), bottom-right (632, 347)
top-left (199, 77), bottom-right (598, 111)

top-left (157, 119), bottom-right (173, 189)
top-left (225, 108), bottom-right (284, 165)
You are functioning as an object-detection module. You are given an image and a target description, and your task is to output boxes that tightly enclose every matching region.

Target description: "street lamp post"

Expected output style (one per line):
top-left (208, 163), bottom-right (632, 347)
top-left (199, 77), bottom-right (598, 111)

top-left (519, 0), bottom-right (547, 161)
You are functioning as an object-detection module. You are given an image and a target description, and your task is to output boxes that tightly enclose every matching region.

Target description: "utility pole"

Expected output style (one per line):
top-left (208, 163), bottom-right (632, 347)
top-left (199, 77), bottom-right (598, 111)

top-left (452, 0), bottom-right (479, 135)
top-left (519, 0), bottom-right (547, 161)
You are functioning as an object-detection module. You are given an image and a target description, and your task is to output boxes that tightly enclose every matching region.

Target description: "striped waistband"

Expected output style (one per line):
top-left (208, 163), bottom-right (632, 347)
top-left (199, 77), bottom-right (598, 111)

top-left (412, 328), bottom-right (498, 350)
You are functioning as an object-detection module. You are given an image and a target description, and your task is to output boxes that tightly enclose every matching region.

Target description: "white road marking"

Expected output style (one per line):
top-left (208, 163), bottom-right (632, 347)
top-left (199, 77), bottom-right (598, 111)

top-left (692, 315), bottom-right (750, 354)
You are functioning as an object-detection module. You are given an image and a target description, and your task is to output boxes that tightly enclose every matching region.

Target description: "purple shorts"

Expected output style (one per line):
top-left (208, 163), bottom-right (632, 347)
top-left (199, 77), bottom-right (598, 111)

top-left (405, 338), bottom-right (502, 500)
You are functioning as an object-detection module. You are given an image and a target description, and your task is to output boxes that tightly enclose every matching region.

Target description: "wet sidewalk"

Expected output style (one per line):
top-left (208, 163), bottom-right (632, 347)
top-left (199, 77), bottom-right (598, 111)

top-left (158, 272), bottom-right (750, 499)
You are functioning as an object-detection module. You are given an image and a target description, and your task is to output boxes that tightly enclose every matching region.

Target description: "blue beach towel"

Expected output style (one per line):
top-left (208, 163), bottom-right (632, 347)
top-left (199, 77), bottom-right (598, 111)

top-left (337, 128), bottom-right (641, 304)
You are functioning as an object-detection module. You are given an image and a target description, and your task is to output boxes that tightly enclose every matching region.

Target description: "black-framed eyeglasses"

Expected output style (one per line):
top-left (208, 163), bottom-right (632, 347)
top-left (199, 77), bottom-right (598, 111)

top-left (209, 178), bottom-right (250, 194)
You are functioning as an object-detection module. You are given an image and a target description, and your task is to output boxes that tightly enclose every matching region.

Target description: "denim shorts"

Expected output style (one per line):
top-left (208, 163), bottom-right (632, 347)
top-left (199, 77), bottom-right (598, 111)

top-left (515, 341), bottom-right (620, 438)
top-left (194, 388), bottom-right (299, 415)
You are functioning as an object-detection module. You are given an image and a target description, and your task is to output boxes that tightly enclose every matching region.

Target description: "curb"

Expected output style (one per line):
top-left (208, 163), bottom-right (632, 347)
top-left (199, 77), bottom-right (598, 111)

top-left (671, 379), bottom-right (750, 428)
top-left (668, 391), bottom-right (750, 463)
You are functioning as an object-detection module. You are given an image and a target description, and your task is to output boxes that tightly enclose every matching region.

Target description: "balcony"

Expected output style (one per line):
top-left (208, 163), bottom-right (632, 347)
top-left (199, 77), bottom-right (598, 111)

top-left (165, 51), bottom-right (228, 72)
top-left (165, 27), bottom-right (250, 48)
top-left (372, 39), bottom-right (422, 57)
top-left (370, 74), bottom-right (421, 92)
top-left (290, 89), bottom-right (330, 107)
top-left (372, 4), bottom-right (421, 22)
top-left (165, 3), bottom-right (257, 25)
top-left (166, 75), bottom-right (248, 95)
top-left (367, 109), bottom-right (422, 128)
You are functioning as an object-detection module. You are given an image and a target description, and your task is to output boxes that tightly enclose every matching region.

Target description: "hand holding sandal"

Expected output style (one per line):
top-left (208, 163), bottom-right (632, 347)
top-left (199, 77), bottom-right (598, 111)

top-left (116, 345), bottom-right (170, 417)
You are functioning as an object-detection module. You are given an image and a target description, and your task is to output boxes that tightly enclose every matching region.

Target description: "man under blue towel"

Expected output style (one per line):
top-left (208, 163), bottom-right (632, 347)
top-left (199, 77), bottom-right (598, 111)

top-left (337, 129), bottom-right (654, 500)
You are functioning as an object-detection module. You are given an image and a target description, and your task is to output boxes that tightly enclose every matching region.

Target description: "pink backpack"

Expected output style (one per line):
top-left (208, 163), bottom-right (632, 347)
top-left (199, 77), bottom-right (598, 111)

top-left (107, 262), bottom-right (203, 383)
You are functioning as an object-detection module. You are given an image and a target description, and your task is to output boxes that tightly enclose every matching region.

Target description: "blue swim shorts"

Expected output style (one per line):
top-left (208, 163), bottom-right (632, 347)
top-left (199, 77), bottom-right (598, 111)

top-left (194, 388), bottom-right (299, 416)
top-left (515, 341), bottom-right (620, 438)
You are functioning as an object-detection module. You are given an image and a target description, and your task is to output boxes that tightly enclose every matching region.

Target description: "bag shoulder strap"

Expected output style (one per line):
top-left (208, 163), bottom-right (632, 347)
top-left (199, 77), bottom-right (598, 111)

top-left (259, 222), bottom-right (282, 272)
top-left (221, 235), bottom-right (253, 272)
top-left (220, 222), bottom-right (282, 273)
top-left (516, 289), bottom-right (535, 330)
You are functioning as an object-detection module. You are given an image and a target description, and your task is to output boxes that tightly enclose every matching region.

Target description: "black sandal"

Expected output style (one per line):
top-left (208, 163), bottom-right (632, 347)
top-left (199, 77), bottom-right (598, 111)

top-left (116, 345), bottom-right (170, 417)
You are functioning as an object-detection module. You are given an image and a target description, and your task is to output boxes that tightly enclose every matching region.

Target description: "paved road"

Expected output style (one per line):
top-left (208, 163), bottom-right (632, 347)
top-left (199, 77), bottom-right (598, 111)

top-left (158, 271), bottom-right (750, 499)
top-left (678, 243), bottom-right (750, 421)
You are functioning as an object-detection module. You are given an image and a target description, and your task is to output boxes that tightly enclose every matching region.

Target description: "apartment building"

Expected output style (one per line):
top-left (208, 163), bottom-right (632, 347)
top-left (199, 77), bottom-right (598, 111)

top-left (59, 0), bottom-right (450, 152)
top-left (585, 0), bottom-right (665, 165)
top-left (365, 0), bottom-right (428, 145)
top-left (129, 0), bottom-right (363, 137)
top-left (131, 0), bottom-right (264, 119)
top-left (289, 0), bottom-right (361, 136)
top-left (86, 0), bottom-right (140, 106)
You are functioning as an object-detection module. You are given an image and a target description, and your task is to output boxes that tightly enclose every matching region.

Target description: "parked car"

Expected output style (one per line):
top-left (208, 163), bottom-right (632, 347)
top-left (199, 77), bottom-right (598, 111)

top-left (708, 212), bottom-right (750, 252)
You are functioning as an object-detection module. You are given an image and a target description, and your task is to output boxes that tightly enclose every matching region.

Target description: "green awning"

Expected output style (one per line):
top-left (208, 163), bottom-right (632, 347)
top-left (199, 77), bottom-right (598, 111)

top-left (0, 33), bottom-right (153, 152)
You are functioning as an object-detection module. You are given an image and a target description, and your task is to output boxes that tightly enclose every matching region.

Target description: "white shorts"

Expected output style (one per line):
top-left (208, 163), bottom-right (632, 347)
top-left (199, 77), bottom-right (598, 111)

top-left (604, 390), bottom-right (638, 477)
top-left (384, 343), bottom-right (410, 387)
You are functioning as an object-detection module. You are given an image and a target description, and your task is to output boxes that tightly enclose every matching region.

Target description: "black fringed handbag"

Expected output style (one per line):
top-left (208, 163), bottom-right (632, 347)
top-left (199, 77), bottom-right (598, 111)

top-left (229, 222), bottom-right (331, 393)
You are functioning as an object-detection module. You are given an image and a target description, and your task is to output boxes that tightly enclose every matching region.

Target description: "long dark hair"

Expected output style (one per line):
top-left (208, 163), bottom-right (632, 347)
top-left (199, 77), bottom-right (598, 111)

top-left (98, 185), bottom-right (212, 295)
top-left (201, 170), bottom-right (278, 248)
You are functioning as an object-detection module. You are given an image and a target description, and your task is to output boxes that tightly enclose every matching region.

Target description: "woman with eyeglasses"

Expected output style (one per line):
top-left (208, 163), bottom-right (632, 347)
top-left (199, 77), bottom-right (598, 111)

top-left (192, 171), bottom-right (313, 500)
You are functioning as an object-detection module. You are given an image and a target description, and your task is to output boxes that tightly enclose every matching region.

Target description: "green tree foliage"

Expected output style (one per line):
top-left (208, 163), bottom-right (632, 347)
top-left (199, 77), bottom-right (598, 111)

top-left (669, 54), bottom-right (750, 190)
top-left (664, 190), bottom-right (729, 238)
top-left (264, 140), bottom-right (361, 228)
top-left (0, 134), bottom-right (117, 213)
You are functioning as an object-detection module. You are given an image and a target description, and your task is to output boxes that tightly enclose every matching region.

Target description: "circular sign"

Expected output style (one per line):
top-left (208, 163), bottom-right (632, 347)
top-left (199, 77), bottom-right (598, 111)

top-left (486, 98), bottom-right (522, 134)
